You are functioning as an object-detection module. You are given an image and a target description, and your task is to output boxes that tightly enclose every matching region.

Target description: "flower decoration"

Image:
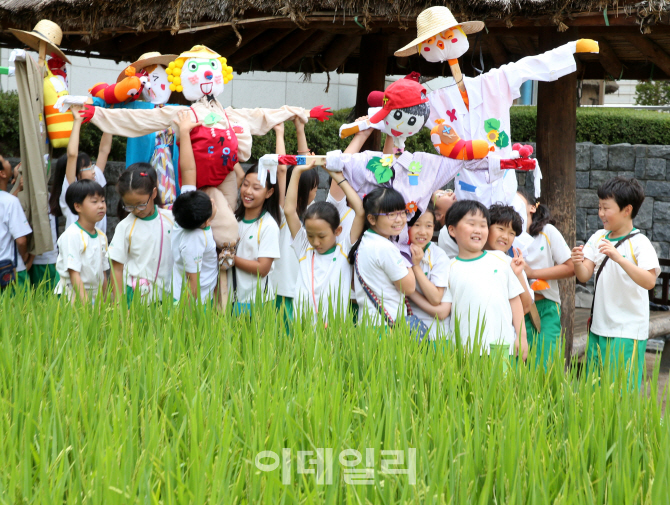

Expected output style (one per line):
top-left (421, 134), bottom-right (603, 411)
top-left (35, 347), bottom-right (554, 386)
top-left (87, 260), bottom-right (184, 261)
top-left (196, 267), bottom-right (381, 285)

top-left (408, 161), bottom-right (423, 173)
top-left (486, 130), bottom-right (499, 143)
top-left (366, 157), bottom-right (394, 184)
top-left (484, 117), bottom-right (509, 148)
top-left (406, 201), bottom-right (418, 213)
top-left (381, 155), bottom-right (394, 167)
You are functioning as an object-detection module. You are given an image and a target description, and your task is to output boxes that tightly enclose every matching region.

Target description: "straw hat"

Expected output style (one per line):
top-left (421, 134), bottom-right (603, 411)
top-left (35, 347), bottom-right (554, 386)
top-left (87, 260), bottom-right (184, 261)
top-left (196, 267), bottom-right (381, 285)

top-left (395, 7), bottom-right (484, 58)
top-left (178, 45), bottom-right (222, 60)
top-left (9, 19), bottom-right (70, 63)
top-left (117, 51), bottom-right (178, 82)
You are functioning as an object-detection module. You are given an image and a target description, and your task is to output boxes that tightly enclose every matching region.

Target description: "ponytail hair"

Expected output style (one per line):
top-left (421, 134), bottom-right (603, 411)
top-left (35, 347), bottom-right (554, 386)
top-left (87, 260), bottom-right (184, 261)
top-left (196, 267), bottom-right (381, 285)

top-left (116, 163), bottom-right (162, 220)
top-left (234, 164), bottom-right (282, 226)
top-left (528, 204), bottom-right (555, 237)
top-left (348, 187), bottom-right (406, 264)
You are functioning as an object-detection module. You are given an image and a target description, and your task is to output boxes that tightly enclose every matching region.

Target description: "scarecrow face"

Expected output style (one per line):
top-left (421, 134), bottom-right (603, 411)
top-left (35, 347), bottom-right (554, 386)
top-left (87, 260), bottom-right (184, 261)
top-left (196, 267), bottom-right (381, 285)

top-left (141, 65), bottom-right (171, 104)
top-left (418, 27), bottom-right (469, 63)
top-left (384, 108), bottom-right (427, 140)
top-left (180, 57), bottom-right (225, 101)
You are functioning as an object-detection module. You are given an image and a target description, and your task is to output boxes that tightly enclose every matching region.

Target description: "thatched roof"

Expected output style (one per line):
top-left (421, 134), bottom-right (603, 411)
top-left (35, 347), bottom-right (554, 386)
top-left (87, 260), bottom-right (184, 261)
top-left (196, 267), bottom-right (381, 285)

top-left (2, 0), bottom-right (670, 79)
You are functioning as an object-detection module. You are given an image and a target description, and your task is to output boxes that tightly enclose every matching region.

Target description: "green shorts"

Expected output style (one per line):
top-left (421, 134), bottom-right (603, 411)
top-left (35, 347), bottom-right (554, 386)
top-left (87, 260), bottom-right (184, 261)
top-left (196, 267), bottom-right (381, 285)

top-left (525, 298), bottom-right (562, 368)
top-left (275, 295), bottom-right (294, 320)
top-left (586, 331), bottom-right (647, 389)
top-left (28, 264), bottom-right (59, 291)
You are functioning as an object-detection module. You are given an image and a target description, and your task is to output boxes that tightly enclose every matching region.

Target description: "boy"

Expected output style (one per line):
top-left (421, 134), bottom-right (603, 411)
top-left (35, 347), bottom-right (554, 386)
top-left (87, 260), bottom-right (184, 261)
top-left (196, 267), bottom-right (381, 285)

top-left (572, 177), bottom-right (659, 388)
top-left (443, 200), bottom-right (528, 359)
top-left (54, 180), bottom-right (109, 303)
top-left (171, 190), bottom-right (218, 305)
top-left (0, 156), bottom-right (32, 289)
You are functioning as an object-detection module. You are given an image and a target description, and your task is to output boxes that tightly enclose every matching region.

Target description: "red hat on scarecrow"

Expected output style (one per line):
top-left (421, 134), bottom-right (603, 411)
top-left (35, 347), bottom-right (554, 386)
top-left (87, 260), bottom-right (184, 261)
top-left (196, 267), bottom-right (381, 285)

top-left (369, 78), bottom-right (429, 124)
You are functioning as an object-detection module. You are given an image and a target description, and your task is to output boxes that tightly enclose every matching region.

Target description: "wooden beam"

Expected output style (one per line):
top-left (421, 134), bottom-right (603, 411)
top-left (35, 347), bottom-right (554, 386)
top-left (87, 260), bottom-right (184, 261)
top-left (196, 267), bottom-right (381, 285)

top-left (485, 35), bottom-right (508, 67)
top-left (596, 38), bottom-right (624, 79)
top-left (228, 29), bottom-right (296, 65)
top-left (536, 26), bottom-right (577, 361)
top-left (260, 29), bottom-right (316, 70)
top-left (623, 34), bottom-right (670, 77)
top-left (321, 34), bottom-right (362, 71)
top-left (115, 32), bottom-right (160, 53)
top-left (220, 26), bottom-right (266, 58)
top-left (280, 31), bottom-right (333, 70)
top-left (516, 36), bottom-right (536, 57)
top-left (355, 34), bottom-right (388, 151)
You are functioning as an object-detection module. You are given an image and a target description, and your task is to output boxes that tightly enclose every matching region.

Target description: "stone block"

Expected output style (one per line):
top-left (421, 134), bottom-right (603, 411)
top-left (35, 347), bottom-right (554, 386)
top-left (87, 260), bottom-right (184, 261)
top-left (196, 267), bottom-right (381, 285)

top-left (653, 222), bottom-right (670, 242)
top-left (635, 197), bottom-right (654, 229)
top-left (591, 145), bottom-right (608, 171)
top-left (589, 170), bottom-right (610, 189)
top-left (654, 201), bottom-right (670, 221)
top-left (587, 208), bottom-right (599, 215)
top-left (645, 181), bottom-right (670, 198)
top-left (587, 215), bottom-right (602, 233)
top-left (104, 161), bottom-right (125, 185)
top-left (576, 171), bottom-right (589, 189)
top-left (576, 143), bottom-right (591, 171)
top-left (644, 158), bottom-right (666, 179)
top-left (635, 157), bottom-right (646, 179)
top-left (647, 145), bottom-right (670, 159)
top-left (576, 207), bottom-right (587, 242)
top-left (608, 143), bottom-right (635, 171)
top-left (105, 186), bottom-right (119, 218)
top-left (618, 171), bottom-right (635, 179)
top-left (652, 241), bottom-right (670, 260)
top-left (315, 188), bottom-right (328, 203)
top-left (634, 144), bottom-right (648, 159)
top-left (106, 217), bottom-right (119, 242)
top-left (577, 189), bottom-right (599, 209)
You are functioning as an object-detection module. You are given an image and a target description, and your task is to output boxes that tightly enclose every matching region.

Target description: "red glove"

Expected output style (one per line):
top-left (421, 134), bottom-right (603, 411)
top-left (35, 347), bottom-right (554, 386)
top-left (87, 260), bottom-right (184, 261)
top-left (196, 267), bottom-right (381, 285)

top-left (79, 104), bottom-right (95, 124)
top-left (500, 158), bottom-right (537, 171)
top-left (309, 105), bottom-right (332, 122)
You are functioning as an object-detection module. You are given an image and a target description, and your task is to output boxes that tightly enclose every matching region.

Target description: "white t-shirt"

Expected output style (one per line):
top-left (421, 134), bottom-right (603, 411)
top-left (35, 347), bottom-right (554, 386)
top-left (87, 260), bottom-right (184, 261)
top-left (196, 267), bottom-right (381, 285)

top-left (228, 212), bottom-right (281, 303)
top-left (327, 191), bottom-right (356, 300)
top-left (583, 229), bottom-right (660, 340)
top-left (172, 225), bottom-right (218, 303)
top-left (33, 200), bottom-right (58, 265)
top-left (437, 226), bottom-right (460, 259)
top-left (270, 209), bottom-right (299, 298)
top-left (60, 166), bottom-right (107, 234)
top-left (445, 250), bottom-right (525, 352)
top-left (108, 207), bottom-right (174, 301)
top-left (525, 224), bottom-right (572, 305)
top-left (292, 226), bottom-right (352, 321)
top-left (354, 230), bottom-right (410, 325)
top-left (54, 222), bottom-right (110, 298)
top-left (408, 242), bottom-right (451, 340)
top-left (0, 191), bottom-right (32, 272)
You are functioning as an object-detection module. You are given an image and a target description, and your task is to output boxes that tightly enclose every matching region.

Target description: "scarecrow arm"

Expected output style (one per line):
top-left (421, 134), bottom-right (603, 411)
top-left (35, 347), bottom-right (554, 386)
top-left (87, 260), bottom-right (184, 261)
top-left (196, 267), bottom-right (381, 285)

top-left (226, 105), bottom-right (313, 136)
top-left (85, 104), bottom-right (188, 138)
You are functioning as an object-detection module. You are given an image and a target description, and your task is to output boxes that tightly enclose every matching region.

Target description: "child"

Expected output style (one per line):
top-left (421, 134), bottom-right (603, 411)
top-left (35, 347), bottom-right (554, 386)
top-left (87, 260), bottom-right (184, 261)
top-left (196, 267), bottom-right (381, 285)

top-left (348, 188), bottom-right (416, 328)
top-left (108, 165), bottom-right (174, 304)
top-left (49, 103), bottom-right (111, 233)
top-left (517, 191), bottom-right (574, 366)
top-left (0, 156), bottom-right (31, 289)
top-left (228, 165), bottom-right (281, 314)
top-left (572, 177), bottom-right (659, 388)
top-left (171, 191), bottom-right (218, 304)
top-left (486, 204), bottom-right (534, 315)
top-left (54, 180), bottom-right (109, 303)
top-left (285, 161), bottom-right (365, 323)
top-left (406, 203), bottom-right (452, 340)
top-left (444, 200), bottom-right (528, 359)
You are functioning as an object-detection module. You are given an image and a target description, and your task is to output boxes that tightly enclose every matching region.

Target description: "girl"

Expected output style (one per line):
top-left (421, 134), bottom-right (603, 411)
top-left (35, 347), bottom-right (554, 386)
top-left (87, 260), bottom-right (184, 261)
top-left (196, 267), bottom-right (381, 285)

top-left (228, 164), bottom-right (282, 314)
top-left (348, 188), bottom-right (416, 328)
top-left (49, 103), bottom-right (112, 234)
top-left (407, 204), bottom-right (452, 340)
top-left (518, 190), bottom-right (575, 366)
top-left (108, 164), bottom-right (174, 304)
top-left (285, 161), bottom-right (365, 323)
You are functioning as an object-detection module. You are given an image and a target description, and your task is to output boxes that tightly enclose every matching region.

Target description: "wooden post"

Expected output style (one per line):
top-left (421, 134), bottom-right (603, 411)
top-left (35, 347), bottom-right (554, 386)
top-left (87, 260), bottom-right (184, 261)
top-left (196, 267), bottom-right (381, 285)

top-left (38, 40), bottom-right (47, 68)
top-left (354, 34), bottom-right (388, 151)
top-left (536, 27), bottom-right (577, 362)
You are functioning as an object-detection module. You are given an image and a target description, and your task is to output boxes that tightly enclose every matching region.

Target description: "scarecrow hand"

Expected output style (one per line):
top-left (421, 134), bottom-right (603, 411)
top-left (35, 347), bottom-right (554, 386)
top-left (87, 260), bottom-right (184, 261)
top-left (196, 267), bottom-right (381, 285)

top-left (309, 105), bottom-right (332, 122)
top-left (9, 49), bottom-right (25, 63)
top-left (575, 39), bottom-right (599, 53)
top-left (79, 104), bottom-right (96, 124)
top-left (325, 150), bottom-right (344, 173)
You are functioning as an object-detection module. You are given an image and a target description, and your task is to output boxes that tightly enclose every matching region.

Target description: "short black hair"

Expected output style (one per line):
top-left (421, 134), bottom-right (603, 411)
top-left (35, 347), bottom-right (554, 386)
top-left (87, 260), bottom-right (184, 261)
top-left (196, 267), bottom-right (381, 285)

top-left (172, 190), bottom-right (212, 230)
top-left (445, 200), bottom-right (490, 243)
top-left (597, 176), bottom-right (645, 218)
top-left (303, 201), bottom-right (340, 232)
top-left (396, 102), bottom-right (430, 124)
top-left (65, 179), bottom-right (105, 215)
top-left (488, 204), bottom-right (523, 236)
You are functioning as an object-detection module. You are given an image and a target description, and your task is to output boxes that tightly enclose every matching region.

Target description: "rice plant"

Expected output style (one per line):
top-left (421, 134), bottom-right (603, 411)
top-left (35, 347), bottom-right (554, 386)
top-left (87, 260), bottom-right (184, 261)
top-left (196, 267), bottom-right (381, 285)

top-left (0, 287), bottom-right (668, 504)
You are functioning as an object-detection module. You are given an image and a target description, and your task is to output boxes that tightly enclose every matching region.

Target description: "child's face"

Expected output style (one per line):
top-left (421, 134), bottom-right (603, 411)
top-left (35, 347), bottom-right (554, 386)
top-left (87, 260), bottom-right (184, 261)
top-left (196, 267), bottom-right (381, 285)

top-left (598, 197), bottom-right (631, 231)
top-left (202, 197), bottom-right (218, 228)
top-left (75, 193), bottom-right (107, 224)
top-left (241, 173), bottom-right (273, 210)
top-left (78, 164), bottom-right (95, 181)
top-left (122, 189), bottom-right (156, 219)
top-left (305, 218), bottom-right (341, 254)
top-left (448, 210), bottom-right (488, 254)
top-left (408, 211), bottom-right (435, 248)
top-left (487, 222), bottom-right (516, 252)
top-left (367, 210), bottom-right (407, 238)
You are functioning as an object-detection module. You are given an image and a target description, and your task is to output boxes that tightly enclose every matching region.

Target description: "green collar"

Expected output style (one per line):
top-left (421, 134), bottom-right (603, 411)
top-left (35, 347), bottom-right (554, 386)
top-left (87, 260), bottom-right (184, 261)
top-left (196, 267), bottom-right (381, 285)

top-left (368, 229), bottom-right (380, 236)
top-left (422, 242), bottom-right (431, 252)
top-left (320, 244), bottom-right (338, 255)
top-left (606, 228), bottom-right (637, 241)
top-left (456, 251), bottom-right (487, 262)
top-left (204, 226), bottom-right (211, 231)
top-left (76, 221), bottom-right (98, 238)
top-left (139, 206), bottom-right (158, 221)
top-left (242, 210), bottom-right (266, 224)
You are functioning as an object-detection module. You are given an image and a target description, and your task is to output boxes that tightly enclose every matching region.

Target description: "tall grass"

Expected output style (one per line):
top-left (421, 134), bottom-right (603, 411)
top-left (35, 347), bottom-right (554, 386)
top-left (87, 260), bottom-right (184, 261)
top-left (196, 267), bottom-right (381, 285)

top-left (0, 287), bottom-right (668, 504)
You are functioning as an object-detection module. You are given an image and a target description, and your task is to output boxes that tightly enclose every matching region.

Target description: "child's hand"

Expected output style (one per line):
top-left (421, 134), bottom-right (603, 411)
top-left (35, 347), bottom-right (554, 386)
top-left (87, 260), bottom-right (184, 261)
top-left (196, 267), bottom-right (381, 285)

top-left (293, 116), bottom-right (305, 130)
top-left (410, 244), bottom-right (424, 266)
top-left (219, 241), bottom-right (237, 270)
top-left (511, 248), bottom-right (526, 276)
top-left (70, 103), bottom-right (84, 123)
top-left (515, 331), bottom-right (529, 361)
top-left (175, 110), bottom-right (201, 133)
top-left (273, 121), bottom-right (285, 135)
top-left (598, 240), bottom-right (624, 264)
top-left (571, 245), bottom-right (585, 265)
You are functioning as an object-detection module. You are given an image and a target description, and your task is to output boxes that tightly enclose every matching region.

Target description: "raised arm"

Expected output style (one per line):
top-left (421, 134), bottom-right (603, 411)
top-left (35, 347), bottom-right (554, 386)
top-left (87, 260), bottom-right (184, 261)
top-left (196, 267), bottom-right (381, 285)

top-left (324, 165), bottom-right (365, 243)
top-left (95, 133), bottom-right (113, 173)
top-left (285, 163), bottom-right (314, 239)
top-left (174, 110), bottom-right (202, 190)
top-left (66, 104), bottom-right (84, 184)
top-left (274, 122), bottom-right (287, 208)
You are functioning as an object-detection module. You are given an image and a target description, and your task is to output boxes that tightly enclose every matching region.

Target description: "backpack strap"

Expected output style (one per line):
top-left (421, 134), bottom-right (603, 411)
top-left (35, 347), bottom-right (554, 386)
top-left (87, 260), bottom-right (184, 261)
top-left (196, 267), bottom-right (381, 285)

top-left (354, 251), bottom-right (395, 326)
